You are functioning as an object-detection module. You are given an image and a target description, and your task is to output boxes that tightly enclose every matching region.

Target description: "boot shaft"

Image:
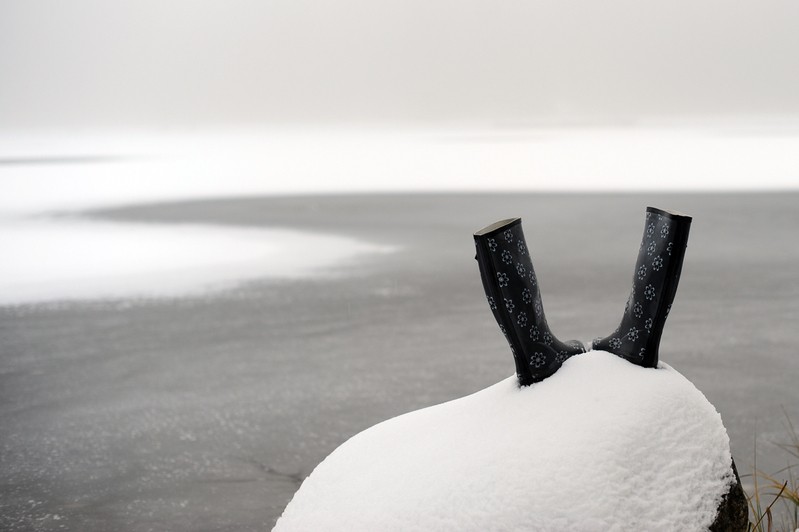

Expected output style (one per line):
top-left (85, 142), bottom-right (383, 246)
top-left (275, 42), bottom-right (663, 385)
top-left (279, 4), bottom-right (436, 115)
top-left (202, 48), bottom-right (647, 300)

top-left (474, 218), bottom-right (584, 385)
top-left (593, 207), bottom-right (692, 367)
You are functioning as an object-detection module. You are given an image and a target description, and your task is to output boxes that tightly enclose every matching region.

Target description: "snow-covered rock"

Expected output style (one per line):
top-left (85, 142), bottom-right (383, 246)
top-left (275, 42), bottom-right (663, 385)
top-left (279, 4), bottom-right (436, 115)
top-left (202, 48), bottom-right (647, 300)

top-left (274, 350), bottom-right (738, 532)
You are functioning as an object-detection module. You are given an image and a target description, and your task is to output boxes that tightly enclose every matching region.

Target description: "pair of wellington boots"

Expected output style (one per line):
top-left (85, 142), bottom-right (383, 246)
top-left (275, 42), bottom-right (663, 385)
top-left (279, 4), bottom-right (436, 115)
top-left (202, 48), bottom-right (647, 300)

top-left (474, 207), bottom-right (692, 386)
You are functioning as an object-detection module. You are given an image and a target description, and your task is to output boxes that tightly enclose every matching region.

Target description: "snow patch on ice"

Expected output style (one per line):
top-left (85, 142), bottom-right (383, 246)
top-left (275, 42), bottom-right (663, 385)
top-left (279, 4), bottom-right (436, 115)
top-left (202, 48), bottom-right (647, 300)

top-left (0, 217), bottom-right (394, 305)
top-left (274, 351), bottom-right (735, 532)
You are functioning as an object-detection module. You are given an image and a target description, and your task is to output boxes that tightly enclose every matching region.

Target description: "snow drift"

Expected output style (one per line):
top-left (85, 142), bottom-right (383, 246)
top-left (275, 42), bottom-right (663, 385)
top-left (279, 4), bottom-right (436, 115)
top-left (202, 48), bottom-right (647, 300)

top-left (274, 350), bottom-right (736, 532)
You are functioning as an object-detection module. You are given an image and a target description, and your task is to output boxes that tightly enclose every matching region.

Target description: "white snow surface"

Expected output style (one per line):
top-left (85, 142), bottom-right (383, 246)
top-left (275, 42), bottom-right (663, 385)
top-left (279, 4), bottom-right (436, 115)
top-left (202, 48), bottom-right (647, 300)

top-left (0, 217), bottom-right (393, 305)
top-left (274, 351), bottom-right (736, 532)
top-left (2, 126), bottom-right (799, 215)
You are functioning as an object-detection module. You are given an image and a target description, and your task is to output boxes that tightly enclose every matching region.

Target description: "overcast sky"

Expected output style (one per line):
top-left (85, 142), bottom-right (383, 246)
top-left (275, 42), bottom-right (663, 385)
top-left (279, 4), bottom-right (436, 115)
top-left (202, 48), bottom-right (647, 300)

top-left (2, 0), bottom-right (799, 129)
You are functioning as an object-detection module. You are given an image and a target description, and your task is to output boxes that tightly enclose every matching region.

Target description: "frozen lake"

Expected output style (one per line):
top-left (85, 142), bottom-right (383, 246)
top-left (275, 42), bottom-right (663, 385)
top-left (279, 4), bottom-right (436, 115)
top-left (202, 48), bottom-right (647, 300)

top-left (1, 192), bottom-right (798, 530)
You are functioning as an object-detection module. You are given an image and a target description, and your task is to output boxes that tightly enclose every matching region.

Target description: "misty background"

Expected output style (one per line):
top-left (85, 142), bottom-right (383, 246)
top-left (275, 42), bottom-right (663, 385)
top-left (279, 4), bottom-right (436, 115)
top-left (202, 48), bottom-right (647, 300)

top-left (2, 0), bottom-right (799, 130)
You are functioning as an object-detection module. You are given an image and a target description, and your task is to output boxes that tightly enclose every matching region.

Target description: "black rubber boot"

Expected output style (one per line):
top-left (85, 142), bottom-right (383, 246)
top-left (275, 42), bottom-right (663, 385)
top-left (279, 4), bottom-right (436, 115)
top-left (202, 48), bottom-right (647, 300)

top-left (592, 207), bottom-right (692, 367)
top-left (474, 218), bottom-right (585, 386)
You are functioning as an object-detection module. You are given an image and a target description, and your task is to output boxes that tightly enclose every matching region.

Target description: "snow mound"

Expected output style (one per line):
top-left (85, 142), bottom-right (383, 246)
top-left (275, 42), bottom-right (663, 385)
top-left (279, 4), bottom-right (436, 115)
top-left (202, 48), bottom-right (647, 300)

top-left (274, 351), bottom-right (736, 532)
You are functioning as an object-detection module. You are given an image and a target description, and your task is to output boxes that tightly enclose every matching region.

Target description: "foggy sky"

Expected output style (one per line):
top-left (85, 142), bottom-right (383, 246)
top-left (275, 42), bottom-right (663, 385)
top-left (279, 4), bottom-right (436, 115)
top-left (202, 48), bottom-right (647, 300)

top-left (2, 0), bottom-right (799, 128)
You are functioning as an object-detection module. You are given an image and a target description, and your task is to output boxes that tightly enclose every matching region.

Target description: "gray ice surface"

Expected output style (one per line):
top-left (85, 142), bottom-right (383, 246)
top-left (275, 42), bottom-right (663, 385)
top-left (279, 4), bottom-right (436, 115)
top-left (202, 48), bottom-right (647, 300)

top-left (1, 193), bottom-right (797, 531)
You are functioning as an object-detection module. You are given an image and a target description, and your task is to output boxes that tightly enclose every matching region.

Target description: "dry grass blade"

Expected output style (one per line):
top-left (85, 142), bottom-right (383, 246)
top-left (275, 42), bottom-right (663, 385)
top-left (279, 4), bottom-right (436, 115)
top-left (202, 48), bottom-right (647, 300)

top-left (746, 411), bottom-right (798, 530)
top-left (750, 481), bottom-right (787, 532)
top-left (776, 409), bottom-right (799, 462)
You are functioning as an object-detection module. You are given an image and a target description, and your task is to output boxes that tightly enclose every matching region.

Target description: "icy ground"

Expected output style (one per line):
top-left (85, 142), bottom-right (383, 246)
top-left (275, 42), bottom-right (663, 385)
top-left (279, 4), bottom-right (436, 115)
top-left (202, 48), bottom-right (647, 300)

top-left (1, 193), bottom-right (796, 531)
top-left (274, 350), bottom-right (736, 532)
